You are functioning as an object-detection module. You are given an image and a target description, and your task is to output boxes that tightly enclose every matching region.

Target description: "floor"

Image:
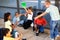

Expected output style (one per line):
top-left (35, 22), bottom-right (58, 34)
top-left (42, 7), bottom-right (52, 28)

top-left (0, 18), bottom-right (60, 40)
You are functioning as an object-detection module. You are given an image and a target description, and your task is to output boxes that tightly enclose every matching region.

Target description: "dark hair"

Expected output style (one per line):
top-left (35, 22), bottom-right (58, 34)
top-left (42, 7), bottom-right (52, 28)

top-left (37, 12), bottom-right (42, 16)
top-left (27, 7), bottom-right (33, 12)
top-left (45, 0), bottom-right (51, 3)
top-left (4, 12), bottom-right (11, 22)
top-left (3, 28), bottom-right (10, 36)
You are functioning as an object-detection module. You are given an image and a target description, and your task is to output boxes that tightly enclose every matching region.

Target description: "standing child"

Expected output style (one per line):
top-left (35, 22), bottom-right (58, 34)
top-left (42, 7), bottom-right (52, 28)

top-left (34, 12), bottom-right (47, 36)
top-left (23, 7), bottom-right (33, 29)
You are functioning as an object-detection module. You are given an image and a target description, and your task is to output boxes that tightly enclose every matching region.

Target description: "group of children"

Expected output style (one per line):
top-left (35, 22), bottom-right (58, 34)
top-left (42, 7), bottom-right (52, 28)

top-left (2, 0), bottom-right (60, 40)
top-left (4, 12), bottom-right (22, 40)
top-left (3, 6), bottom-right (47, 40)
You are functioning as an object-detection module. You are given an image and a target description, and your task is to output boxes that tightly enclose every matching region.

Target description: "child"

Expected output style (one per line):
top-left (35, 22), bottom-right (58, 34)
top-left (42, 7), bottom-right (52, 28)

top-left (3, 28), bottom-right (22, 40)
top-left (4, 12), bottom-right (22, 38)
top-left (4, 12), bottom-right (12, 32)
top-left (13, 12), bottom-right (24, 26)
top-left (34, 12), bottom-right (47, 36)
top-left (23, 7), bottom-right (33, 29)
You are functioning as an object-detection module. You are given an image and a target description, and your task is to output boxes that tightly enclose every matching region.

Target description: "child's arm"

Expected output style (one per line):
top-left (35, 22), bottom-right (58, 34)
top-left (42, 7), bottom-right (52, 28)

top-left (35, 12), bottom-right (47, 19)
top-left (10, 24), bottom-right (16, 29)
top-left (24, 8), bottom-right (28, 13)
top-left (24, 8), bottom-right (32, 14)
top-left (19, 14), bottom-right (23, 17)
top-left (19, 13), bottom-right (27, 17)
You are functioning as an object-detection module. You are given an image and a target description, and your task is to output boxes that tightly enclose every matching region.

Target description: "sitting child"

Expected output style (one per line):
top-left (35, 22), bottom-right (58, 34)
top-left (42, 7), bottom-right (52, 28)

top-left (11, 24), bottom-right (20, 38)
top-left (23, 7), bottom-right (33, 29)
top-left (3, 28), bottom-right (22, 40)
top-left (34, 12), bottom-right (47, 36)
top-left (13, 12), bottom-right (24, 26)
top-left (4, 12), bottom-right (22, 38)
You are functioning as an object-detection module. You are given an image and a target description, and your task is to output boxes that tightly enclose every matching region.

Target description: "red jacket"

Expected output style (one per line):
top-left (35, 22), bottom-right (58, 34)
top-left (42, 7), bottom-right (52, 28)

top-left (34, 18), bottom-right (47, 26)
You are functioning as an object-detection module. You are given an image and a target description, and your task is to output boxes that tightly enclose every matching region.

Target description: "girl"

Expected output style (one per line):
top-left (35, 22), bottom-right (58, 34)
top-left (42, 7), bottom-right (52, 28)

top-left (4, 12), bottom-right (12, 32)
top-left (23, 7), bottom-right (33, 29)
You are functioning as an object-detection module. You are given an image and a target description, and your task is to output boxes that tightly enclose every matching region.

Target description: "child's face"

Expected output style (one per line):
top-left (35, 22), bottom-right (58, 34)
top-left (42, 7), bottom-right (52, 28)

top-left (8, 15), bottom-right (11, 20)
top-left (6, 31), bottom-right (11, 37)
top-left (15, 13), bottom-right (19, 17)
top-left (44, 2), bottom-right (50, 8)
top-left (28, 9), bottom-right (32, 13)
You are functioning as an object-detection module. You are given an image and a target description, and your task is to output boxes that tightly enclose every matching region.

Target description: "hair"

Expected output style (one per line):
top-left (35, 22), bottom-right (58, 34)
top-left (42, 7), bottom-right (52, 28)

top-left (15, 12), bottom-right (20, 16)
top-left (45, 0), bottom-right (51, 4)
top-left (27, 7), bottom-right (33, 12)
top-left (3, 28), bottom-right (10, 36)
top-left (4, 12), bottom-right (11, 22)
top-left (37, 12), bottom-right (42, 16)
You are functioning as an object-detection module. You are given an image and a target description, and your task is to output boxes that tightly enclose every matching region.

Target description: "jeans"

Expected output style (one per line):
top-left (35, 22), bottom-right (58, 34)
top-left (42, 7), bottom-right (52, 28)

top-left (38, 26), bottom-right (44, 32)
top-left (37, 25), bottom-right (44, 33)
top-left (50, 20), bottom-right (60, 39)
top-left (12, 29), bottom-right (18, 38)
top-left (18, 20), bottom-right (24, 25)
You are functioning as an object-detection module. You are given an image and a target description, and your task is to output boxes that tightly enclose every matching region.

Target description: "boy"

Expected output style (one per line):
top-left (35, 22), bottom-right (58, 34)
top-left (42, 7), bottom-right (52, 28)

top-left (13, 12), bottom-right (24, 26)
top-left (34, 12), bottom-right (47, 36)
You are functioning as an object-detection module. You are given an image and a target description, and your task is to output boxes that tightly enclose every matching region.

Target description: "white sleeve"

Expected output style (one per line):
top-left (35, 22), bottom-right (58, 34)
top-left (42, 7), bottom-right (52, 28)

top-left (15, 32), bottom-right (19, 38)
top-left (45, 8), bottom-right (50, 13)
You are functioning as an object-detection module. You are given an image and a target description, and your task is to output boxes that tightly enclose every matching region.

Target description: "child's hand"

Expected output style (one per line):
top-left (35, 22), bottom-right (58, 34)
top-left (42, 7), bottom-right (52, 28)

top-left (34, 17), bottom-right (38, 20)
top-left (17, 33), bottom-right (23, 40)
top-left (19, 14), bottom-right (22, 16)
top-left (23, 7), bottom-right (26, 10)
top-left (11, 24), bottom-right (16, 29)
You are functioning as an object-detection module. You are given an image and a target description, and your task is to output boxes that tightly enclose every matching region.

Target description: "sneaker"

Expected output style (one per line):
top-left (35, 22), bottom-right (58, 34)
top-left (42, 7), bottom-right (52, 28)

top-left (51, 39), bottom-right (54, 40)
top-left (50, 39), bottom-right (54, 40)
top-left (56, 35), bottom-right (60, 37)
top-left (36, 33), bottom-right (39, 36)
top-left (55, 35), bottom-right (60, 40)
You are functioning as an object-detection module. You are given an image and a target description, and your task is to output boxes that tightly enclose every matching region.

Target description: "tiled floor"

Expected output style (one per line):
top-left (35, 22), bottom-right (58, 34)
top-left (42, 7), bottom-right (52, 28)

top-left (0, 18), bottom-right (60, 40)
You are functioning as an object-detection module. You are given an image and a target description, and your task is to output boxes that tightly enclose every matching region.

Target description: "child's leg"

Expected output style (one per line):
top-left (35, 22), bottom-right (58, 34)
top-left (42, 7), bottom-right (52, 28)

top-left (19, 20), bottom-right (24, 25)
top-left (23, 20), bottom-right (28, 29)
top-left (23, 20), bottom-right (32, 29)
top-left (54, 23), bottom-right (59, 39)
top-left (39, 26), bottom-right (44, 33)
top-left (50, 21), bottom-right (58, 40)
top-left (27, 20), bottom-right (33, 27)
top-left (34, 24), bottom-right (38, 32)
top-left (34, 24), bottom-right (39, 36)
top-left (12, 29), bottom-right (17, 38)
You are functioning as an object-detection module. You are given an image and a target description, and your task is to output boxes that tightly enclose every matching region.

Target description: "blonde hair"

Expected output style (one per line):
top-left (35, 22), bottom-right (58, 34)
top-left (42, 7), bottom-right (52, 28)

top-left (45, 0), bottom-right (51, 4)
